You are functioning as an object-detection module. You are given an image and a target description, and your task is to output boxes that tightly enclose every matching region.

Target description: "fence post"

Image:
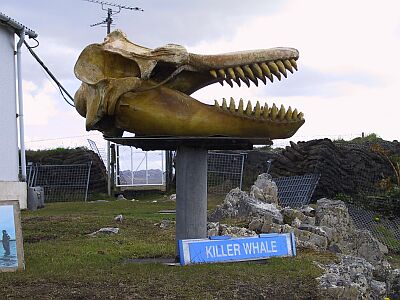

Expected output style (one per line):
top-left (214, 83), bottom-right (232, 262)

top-left (84, 162), bottom-right (92, 202)
top-left (239, 153), bottom-right (245, 190)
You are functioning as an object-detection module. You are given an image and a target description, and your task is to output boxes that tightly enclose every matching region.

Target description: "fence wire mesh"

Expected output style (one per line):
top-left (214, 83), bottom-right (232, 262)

top-left (207, 152), bottom-right (246, 194)
top-left (27, 163), bottom-right (92, 202)
top-left (347, 203), bottom-right (400, 252)
top-left (273, 174), bottom-right (320, 208)
top-left (87, 139), bottom-right (107, 165)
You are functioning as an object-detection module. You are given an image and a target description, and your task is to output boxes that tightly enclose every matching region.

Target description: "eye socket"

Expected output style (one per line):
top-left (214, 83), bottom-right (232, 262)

top-left (150, 62), bottom-right (177, 82)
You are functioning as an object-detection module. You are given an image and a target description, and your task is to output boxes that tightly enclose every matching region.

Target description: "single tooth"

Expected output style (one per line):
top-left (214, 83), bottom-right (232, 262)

top-left (263, 103), bottom-right (269, 118)
top-left (298, 112), bottom-right (304, 120)
top-left (283, 60), bottom-right (294, 73)
top-left (251, 64), bottom-right (266, 84)
top-left (243, 65), bottom-right (258, 86)
top-left (285, 106), bottom-right (293, 120)
top-left (222, 98), bottom-right (228, 110)
top-left (278, 104), bottom-right (286, 120)
top-left (290, 59), bottom-right (298, 71)
top-left (233, 78), bottom-right (241, 87)
top-left (245, 101), bottom-right (252, 116)
top-left (271, 103), bottom-right (278, 120)
top-left (267, 62), bottom-right (281, 80)
top-left (276, 60), bottom-right (287, 78)
top-left (260, 63), bottom-right (274, 82)
top-left (235, 66), bottom-right (251, 87)
top-left (225, 78), bottom-right (234, 88)
top-left (210, 70), bottom-right (218, 78)
top-left (292, 108), bottom-right (298, 120)
top-left (227, 68), bottom-right (236, 80)
top-left (219, 81), bottom-right (224, 86)
top-left (229, 97), bottom-right (236, 112)
top-left (238, 98), bottom-right (244, 114)
top-left (214, 100), bottom-right (219, 108)
top-left (218, 69), bottom-right (226, 78)
top-left (254, 101), bottom-right (261, 118)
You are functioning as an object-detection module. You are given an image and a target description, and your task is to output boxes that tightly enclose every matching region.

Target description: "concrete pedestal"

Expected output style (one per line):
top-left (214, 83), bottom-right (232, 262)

top-left (175, 146), bottom-right (208, 242)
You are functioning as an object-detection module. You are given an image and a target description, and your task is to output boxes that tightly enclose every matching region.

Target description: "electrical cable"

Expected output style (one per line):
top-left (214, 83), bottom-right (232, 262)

top-left (23, 40), bottom-right (75, 107)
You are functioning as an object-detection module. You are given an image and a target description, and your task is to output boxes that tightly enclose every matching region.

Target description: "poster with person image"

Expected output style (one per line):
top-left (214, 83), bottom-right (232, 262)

top-left (0, 201), bottom-right (24, 271)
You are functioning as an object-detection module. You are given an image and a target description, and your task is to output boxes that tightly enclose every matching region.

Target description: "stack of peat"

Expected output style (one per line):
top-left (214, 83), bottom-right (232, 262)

top-left (244, 139), bottom-right (400, 199)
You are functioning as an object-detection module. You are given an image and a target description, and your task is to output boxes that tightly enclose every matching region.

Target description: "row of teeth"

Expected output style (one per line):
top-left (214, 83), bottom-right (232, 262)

top-left (214, 98), bottom-right (304, 121)
top-left (209, 59), bottom-right (298, 88)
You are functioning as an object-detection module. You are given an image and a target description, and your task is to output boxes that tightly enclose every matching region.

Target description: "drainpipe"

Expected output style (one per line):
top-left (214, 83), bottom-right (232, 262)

top-left (16, 27), bottom-right (26, 181)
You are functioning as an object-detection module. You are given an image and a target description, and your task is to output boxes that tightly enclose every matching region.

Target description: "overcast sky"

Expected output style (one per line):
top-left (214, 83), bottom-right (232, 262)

top-left (2, 0), bottom-right (400, 151)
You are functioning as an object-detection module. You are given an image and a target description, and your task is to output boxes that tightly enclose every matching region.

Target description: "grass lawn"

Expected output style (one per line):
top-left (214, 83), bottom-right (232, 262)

top-left (0, 194), bottom-right (337, 299)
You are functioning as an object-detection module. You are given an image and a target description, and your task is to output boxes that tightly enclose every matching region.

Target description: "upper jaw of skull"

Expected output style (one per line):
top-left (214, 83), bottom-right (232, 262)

top-left (74, 30), bottom-right (299, 97)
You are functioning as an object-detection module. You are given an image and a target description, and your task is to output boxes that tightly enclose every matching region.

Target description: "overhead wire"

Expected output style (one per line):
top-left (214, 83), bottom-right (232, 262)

top-left (23, 39), bottom-right (75, 107)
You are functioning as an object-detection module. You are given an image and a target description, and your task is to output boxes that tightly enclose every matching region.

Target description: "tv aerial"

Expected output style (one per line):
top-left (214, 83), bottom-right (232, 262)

top-left (84, 0), bottom-right (143, 34)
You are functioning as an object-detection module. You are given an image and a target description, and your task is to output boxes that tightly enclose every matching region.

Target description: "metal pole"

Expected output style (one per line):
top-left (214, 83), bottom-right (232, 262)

top-left (106, 8), bottom-right (112, 34)
top-left (161, 151), bottom-right (164, 185)
top-left (84, 162), bottom-right (92, 202)
top-left (107, 141), bottom-right (111, 196)
top-left (145, 151), bottom-right (148, 184)
top-left (239, 153), bottom-right (245, 190)
top-left (16, 28), bottom-right (26, 181)
top-left (130, 146), bottom-right (134, 185)
top-left (176, 146), bottom-right (208, 251)
top-left (116, 145), bottom-right (120, 186)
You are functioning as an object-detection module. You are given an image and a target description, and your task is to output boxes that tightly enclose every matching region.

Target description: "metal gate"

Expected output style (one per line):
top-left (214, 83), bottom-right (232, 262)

top-left (115, 145), bottom-right (165, 189)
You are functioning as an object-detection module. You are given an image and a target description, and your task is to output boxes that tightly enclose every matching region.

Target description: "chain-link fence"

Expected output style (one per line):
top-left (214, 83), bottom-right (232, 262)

top-left (347, 203), bottom-right (400, 252)
top-left (207, 152), bottom-right (246, 194)
top-left (27, 163), bottom-right (92, 202)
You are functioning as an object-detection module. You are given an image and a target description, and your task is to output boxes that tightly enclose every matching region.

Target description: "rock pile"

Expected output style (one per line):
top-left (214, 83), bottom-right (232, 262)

top-left (243, 139), bottom-right (400, 199)
top-left (209, 173), bottom-right (399, 299)
top-left (317, 255), bottom-right (386, 299)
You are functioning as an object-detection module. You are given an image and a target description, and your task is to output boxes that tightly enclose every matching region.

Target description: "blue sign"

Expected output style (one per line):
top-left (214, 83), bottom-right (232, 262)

top-left (178, 232), bottom-right (296, 266)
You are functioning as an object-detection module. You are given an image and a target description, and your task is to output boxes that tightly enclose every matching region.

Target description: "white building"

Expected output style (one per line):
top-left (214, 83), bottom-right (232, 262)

top-left (0, 12), bottom-right (37, 209)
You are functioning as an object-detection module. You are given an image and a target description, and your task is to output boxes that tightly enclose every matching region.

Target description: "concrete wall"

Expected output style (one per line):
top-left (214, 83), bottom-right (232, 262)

top-left (0, 25), bottom-right (26, 209)
top-left (0, 182), bottom-right (27, 209)
top-left (0, 24), bottom-right (19, 182)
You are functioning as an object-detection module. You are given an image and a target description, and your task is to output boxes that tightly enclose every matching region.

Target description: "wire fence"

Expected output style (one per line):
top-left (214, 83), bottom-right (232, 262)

top-left (207, 152), bottom-right (246, 194)
top-left (273, 174), bottom-right (320, 208)
top-left (27, 163), bottom-right (92, 202)
top-left (87, 138), bottom-right (107, 165)
top-left (347, 203), bottom-right (400, 252)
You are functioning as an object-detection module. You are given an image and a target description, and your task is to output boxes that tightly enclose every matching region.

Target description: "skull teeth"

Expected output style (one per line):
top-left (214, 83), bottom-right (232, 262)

top-left (214, 98), bottom-right (303, 121)
top-left (209, 57), bottom-right (298, 88)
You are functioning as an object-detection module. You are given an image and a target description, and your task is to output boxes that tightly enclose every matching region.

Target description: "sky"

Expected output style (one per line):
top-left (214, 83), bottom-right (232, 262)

top-left (0, 205), bottom-right (16, 240)
top-left (2, 0), bottom-right (400, 151)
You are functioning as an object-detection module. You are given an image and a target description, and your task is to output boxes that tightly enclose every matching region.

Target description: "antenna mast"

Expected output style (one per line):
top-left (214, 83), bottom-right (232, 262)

top-left (84, 0), bottom-right (143, 34)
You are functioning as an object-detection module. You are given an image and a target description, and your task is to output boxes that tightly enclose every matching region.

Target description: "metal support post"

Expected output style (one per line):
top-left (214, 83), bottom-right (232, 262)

top-left (107, 141), bottom-right (111, 196)
top-left (175, 146), bottom-right (208, 245)
top-left (145, 152), bottom-right (148, 184)
top-left (16, 28), bottom-right (26, 181)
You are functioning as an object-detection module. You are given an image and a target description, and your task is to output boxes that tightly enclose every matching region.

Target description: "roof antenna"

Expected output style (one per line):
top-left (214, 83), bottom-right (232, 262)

top-left (83, 0), bottom-right (143, 34)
